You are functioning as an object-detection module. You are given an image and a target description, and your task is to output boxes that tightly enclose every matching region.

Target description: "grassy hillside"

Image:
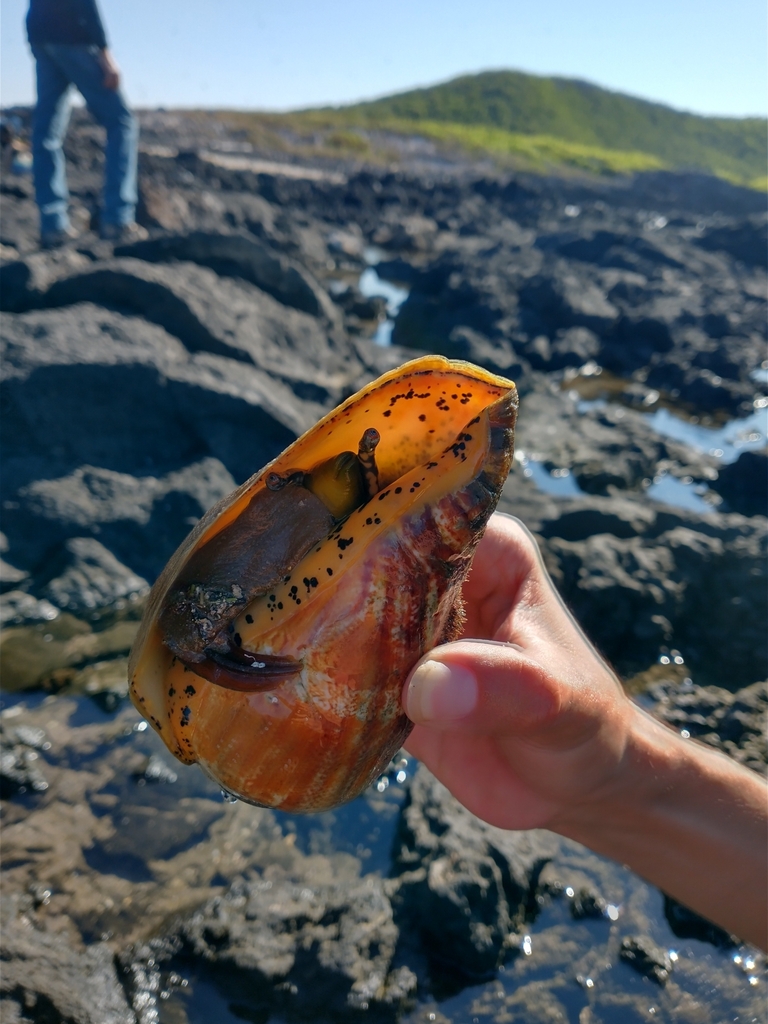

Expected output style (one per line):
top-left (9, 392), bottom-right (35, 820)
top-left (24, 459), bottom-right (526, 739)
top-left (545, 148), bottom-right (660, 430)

top-left (334, 71), bottom-right (766, 185)
top-left (213, 70), bottom-right (766, 187)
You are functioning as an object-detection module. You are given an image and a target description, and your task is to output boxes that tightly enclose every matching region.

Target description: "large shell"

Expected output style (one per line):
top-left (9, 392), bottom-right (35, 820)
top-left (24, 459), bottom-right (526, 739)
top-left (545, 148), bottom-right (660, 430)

top-left (129, 356), bottom-right (518, 812)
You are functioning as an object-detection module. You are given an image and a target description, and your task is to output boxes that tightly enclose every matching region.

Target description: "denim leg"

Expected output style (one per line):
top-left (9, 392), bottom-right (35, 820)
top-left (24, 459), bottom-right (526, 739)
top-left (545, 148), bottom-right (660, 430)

top-left (31, 45), bottom-right (73, 234)
top-left (42, 45), bottom-right (139, 226)
top-left (99, 98), bottom-right (138, 226)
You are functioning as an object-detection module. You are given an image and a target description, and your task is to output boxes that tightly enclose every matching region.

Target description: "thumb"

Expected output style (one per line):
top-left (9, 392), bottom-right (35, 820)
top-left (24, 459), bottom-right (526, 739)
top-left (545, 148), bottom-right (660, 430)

top-left (403, 639), bottom-right (559, 735)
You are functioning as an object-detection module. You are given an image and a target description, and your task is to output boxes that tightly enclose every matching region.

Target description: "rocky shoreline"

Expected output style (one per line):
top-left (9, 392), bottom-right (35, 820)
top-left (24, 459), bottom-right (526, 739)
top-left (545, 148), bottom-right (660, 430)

top-left (1, 109), bottom-right (766, 1022)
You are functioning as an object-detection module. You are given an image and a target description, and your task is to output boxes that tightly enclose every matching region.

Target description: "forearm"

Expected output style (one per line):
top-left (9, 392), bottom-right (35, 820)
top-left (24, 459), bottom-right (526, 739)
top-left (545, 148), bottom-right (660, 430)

top-left (556, 706), bottom-right (768, 949)
top-left (96, 48), bottom-right (120, 90)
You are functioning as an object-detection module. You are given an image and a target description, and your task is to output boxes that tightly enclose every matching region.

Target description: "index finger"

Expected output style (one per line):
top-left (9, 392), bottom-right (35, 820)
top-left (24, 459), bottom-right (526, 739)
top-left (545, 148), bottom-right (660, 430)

top-left (461, 513), bottom-right (543, 639)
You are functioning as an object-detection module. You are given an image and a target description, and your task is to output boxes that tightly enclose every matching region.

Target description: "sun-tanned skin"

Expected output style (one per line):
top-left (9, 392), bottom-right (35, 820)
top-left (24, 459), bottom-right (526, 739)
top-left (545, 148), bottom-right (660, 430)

top-left (403, 513), bottom-right (768, 951)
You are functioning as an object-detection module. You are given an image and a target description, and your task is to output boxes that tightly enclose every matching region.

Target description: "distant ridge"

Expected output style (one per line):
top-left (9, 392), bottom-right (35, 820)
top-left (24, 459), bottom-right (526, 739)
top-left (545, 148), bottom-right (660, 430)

top-left (314, 70), bottom-right (766, 185)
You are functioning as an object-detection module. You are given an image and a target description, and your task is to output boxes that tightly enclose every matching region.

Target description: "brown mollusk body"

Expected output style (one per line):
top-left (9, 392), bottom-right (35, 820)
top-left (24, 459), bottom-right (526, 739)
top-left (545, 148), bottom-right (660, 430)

top-left (128, 356), bottom-right (518, 812)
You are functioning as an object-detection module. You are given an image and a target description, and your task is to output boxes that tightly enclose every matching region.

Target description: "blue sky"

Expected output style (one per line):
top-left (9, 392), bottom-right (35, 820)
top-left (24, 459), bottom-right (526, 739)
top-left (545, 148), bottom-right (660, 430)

top-left (2, 0), bottom-right (766, 118)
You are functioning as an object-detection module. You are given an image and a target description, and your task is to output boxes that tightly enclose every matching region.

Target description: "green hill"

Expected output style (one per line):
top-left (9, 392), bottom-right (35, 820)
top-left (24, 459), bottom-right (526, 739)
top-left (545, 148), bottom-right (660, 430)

top-left (217, 70), bottom-right (766, 186)
top-left (339, 71), bottom-right (766, 183)
top-left (299, 70), bottom-right (765, 186)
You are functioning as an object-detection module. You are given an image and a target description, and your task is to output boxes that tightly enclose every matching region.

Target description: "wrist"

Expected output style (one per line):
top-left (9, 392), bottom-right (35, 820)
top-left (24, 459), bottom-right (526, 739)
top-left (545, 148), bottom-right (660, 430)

top-left (550, 702), bottom-right (767, 948)
top-left (552, 703), bottom-right (686, 843)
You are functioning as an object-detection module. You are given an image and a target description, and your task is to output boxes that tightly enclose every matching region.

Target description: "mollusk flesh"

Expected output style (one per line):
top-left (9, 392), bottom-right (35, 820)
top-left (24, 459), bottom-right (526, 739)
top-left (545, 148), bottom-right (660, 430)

top-left (128, 356), bottom-right (518, 812)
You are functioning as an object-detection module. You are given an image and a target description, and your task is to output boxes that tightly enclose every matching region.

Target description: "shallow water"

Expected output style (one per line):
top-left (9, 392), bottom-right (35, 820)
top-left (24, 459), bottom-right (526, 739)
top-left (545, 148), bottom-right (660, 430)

top-left (645, 475), bottom-right (713, 513)
top-left (542, 396), bottom-right (766, 512)
top-left (574, 397), bottom-right (767, 465)
top-left (358, 266), bottom-right (410, 317)
top-left (1, 675), bottom-right (764, 1024)
top-left (645, 405), bottom-right (767, 463)
top-left (359, 251), bottom-right (410, 346)
top-left (515, 450), bottom-right (718, 513)
top-left (518, 455), bottom-right (585, 498)
top-left (372, 318), bottom-right (396, 346)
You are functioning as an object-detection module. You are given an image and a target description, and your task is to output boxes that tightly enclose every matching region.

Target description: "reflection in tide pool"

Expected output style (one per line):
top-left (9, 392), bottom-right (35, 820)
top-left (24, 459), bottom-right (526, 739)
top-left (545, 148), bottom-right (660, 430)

top-left (524, 454), bottom-right (721, 513)
top-left (516, 449), bottom-right (722, 512)
top-left (283, 753), bottom-right (414, 874)
top-left (646, 474), bottom-right (713, 513)
top-left (575, 397), bottom-right (767, 465)
top-left (515, 451), bottom-right (584, 498)
top-left (645, 405), bottom-right (767, 463)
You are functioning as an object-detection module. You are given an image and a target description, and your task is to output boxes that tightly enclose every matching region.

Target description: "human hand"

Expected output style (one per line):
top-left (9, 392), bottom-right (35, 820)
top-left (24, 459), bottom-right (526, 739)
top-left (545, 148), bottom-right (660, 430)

top-left (97, 49), bottom-right (120, 90)
top-left (402, 512), bottom-right (634, 834)
top-left (403, 512), bottom-right (768, 949)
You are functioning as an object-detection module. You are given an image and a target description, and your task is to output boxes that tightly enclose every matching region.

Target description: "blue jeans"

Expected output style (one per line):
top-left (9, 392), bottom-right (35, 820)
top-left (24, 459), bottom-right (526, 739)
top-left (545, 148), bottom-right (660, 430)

top-left (31, 44), bottom-right (138, 233)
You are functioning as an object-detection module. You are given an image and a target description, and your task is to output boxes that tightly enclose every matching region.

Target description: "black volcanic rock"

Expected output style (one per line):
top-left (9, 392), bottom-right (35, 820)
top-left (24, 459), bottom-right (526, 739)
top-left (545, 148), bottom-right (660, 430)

top-left (0, 719), bottom-right (50, 796)
top-left (512, 384), bottom-right (720, 495)
top-left (695, 213), bottom-right (768, 269)
top-left (392, 211), bottom-right (764, 415)
top-left (0, 248), bottom-right (91, 312)
top-left (1, 303), bottom-right (315, 476)
top-left (393, 766), bottom-right (556, 979)
top-left (121, 868), bottom-right (416, 1022)
top-left (374, 257), bottom-right (420, 285)
top-left (621, 171), bottom-right (766, 218)
top-left (38, 537), bottom-right (149, 613)
top-left (714, 449), bottom-right (768, 517)
top-left (619, 936), bottom-right (673, 986)
top-left (518, 263), bottom-right (620, 335)
top-left (37, 258), bottom-right (358, 402)
top-left (392, 250), bottom-right (517, 355)
top-left (543, 513), bottom-right (767, 687)
top-left (1, 926), bottom-right (135, 1024)
top-left (114, 229), bottom-right (339, 320)
top-left (1, 303), bottom-right (323, 594)
top-left (649, 679), bottom-right (767, 774)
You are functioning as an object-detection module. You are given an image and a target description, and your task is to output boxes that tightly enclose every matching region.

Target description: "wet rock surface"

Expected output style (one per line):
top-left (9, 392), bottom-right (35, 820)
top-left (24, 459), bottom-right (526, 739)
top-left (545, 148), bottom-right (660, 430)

top-left (1, 926), bottom-right (134, 1024)
top-left (0, 678), bottom-right (764, 1023)
top-left (122, 868), bottom-right (417, 1023)
top-left (0, 718), bottom-right (50, 796)
top-left (715, 448), bottom-right (768, 518)
top-left (393, 767), bottom-right (558, 980)
top-left (619, 936), bottom-right (674, 987)
top-left (644, 677), bottom-right (768, 774)
top-left (543, 507), bottom-right (766, 687)
top-left (1, 109), bottom-right (766, 1022)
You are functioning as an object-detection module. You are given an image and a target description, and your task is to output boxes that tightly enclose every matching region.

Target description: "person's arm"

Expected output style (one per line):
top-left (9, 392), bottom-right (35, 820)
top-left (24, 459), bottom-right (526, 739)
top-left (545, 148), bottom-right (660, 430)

top-left (78, 0), bottom-right (119, 89)
top-left (559, 704), bottom-right (767, 948)
top-left (96, 48), bottom-right (120, 90)
top-left (402, 513), bottom-right (768, 950)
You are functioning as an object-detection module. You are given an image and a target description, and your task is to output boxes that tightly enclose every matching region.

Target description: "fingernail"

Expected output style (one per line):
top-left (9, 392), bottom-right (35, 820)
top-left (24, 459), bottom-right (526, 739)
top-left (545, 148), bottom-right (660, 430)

top-left (405, 660), bottom-right (478, 723)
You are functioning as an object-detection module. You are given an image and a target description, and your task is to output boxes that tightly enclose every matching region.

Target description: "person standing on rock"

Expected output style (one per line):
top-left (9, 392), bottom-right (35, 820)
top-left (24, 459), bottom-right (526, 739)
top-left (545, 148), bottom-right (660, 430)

top-left (25, 0), bottom-right (147, 247)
